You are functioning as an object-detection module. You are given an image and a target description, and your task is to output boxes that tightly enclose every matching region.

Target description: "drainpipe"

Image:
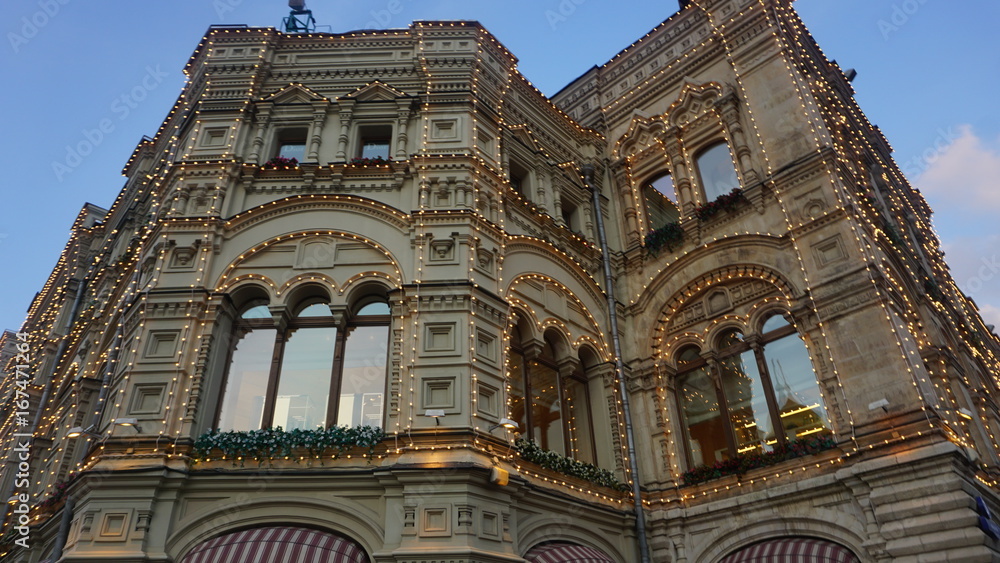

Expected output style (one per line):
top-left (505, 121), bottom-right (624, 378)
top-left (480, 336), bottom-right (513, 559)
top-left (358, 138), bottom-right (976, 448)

top-left (582, 163), bottom-right (651, 563)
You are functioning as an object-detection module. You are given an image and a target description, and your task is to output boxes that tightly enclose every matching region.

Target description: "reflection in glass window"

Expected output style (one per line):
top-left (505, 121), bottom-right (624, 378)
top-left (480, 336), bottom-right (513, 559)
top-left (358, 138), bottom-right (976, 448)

top-left (718, 330), bottom-right (775, 454)
top-left (218, 328), bottom-right (275, 431)
top-left (644, 174), bottom-right (680, 228)
top-left (279, 142), bottom-right (306, 161)
top-left (218, 296), bottom-right (390, 431)
top-left (673, 313), bottom-right (832, 469)
top-left (530, 359), bottom-right (564, 455)
top-left (274, 326), bottom-right (336, 430)
top-left (764, 326), bottom-right (831, 441)
top-left (565, 375), bottom-right (595, 465)
top-left (337, 325), bottom-right (389, 427)
top-left (696, 143), bottom-right (740, 200)
top-left (358, 125), bottom-right (392, 160)
top-left (677, 346), bottom-right (728, 467)
top-left (507, 328), bottom-right (602, 463)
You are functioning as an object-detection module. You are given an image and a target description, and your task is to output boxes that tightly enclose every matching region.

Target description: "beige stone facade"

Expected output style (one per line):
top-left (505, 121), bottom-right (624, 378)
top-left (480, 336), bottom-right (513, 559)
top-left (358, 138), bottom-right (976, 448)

top-left (3, 1), bottom-right (1000, 562)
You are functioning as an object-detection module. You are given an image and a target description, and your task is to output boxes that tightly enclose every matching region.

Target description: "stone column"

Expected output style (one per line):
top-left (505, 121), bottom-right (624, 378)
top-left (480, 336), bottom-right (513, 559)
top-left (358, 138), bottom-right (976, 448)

top-left (395, 100), bottom-right (411, 160)
top-left (307, 102), bottom-right (329, 162)
top-left (336, 100), bottom-right (355, 162)
top-left (247, 106), bottom-right (272, 165)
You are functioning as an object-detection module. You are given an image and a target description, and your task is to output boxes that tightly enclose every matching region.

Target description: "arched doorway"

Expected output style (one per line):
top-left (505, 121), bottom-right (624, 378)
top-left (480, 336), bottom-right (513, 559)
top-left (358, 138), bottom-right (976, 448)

top-left (525, 541), bottom-right (616, 562)
top-left (180, 526), bottom-right (369, 563)
top-left (720, 537), bottom-right (860, 563)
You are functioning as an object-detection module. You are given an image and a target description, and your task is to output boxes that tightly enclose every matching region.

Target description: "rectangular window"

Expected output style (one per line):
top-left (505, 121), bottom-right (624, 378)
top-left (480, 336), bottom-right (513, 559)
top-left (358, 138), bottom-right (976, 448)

top-left (358, 124), bottom-right (392, 160)
top-left (278, 142), bottom-right (306, 161)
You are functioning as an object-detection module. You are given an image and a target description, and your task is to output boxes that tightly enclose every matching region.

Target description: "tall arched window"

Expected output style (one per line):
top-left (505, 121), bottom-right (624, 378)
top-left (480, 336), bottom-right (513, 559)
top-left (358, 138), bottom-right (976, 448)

top-left (644, 173), bottom-right (680, 228)
top-left (217, 296), bottom-right (390, 431)
top-left (565, 348), bottom-right (600, 465)
top-left (696, 142), bottom-right (740, 201)
top-left (675, 313), bottom-right (831, 468)
top-left (677, 345), bottom-right (728, 467)
top-left (508, 327), bottom-right (599, 462)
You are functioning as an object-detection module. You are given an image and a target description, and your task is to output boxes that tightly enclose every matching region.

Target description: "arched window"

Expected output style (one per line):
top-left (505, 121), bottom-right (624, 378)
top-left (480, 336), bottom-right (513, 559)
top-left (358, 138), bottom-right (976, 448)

top-left (527, 335), bottom-right (564, 454)
top-left (675, 314), bottom-right (831, 468)
top-left (217, 296), bottom-right (390, 431)
top-left (508, 328), bottom-right (599, 462)
top-left (676, 345), bottom-right (727, 467)
top-left (565, 348), bottom-right (600, 465)
top-left (696, 142), bottom-right (740, 201)
top-left (644, 173), bottom-right (680, 229)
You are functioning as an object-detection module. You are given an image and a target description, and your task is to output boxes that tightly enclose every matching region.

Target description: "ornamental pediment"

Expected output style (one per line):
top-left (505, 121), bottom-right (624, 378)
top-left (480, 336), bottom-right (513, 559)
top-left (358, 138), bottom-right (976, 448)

top-left (262, 83), bottom-right (328, 104)
top-left (666, 81), bottom-right (724, 128)
top-left (615, 116), bottom-right (669, 160)
top-left (508, 125), bottom-right (542, 152)
top-left (341, 80), bottom-right (411, 102)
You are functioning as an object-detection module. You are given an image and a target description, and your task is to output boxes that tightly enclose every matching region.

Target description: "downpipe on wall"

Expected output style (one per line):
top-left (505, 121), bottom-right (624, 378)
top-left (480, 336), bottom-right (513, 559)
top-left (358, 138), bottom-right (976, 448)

top-left (582, 163), bottom-right (651, 563)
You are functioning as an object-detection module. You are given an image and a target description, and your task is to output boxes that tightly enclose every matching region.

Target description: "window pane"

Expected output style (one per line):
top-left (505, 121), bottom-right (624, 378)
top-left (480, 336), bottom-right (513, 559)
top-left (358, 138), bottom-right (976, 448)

top-left (697, 143), bottom-right (740, 201)
top-left (241, 305), bottom-right (271, 319)
top-left (357, 302), bottom-right (390, 316)
top-left (218, 328), bottom-right (276, 431)
top-left (720, 350), bottom-right (776, 454)
top-left (761, 313), bottom-right (791, 334)
top-left (565, 377), bottom-right (595, 464)
top-left (279, 142), bottom-right (305, 161)
top-left (275, 326), bottom-right (336, 430)
top-left (508, 349), bottom-right (528, 433)
top-left (530, 361), bottom-right (565, 455)
top-left (361, 139), bottom-right (390, 159)
top-left (337, 325), bottom-right (388, 428)
top-left (645, 174), bottom-right (680, 228)
top-left (765, 333), bottom-right (832, 440)
top-left (297, 303), bottom-right (331, 317)
top-left (679, 367), bottom-right (728, 466)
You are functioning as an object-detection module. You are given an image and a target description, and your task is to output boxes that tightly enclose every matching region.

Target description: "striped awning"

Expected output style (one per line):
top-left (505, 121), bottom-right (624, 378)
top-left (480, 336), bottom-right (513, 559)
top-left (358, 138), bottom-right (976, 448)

top-left (180, 526), bottom-right (369, 563)
top-left (525, 542), bottom-right (616, 563)
top-left (720, 537), bottom-right (860, 563)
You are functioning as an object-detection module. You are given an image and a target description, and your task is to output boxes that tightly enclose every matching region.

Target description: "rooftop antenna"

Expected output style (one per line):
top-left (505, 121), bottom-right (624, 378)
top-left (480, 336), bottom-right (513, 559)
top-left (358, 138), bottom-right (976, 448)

top-left (283, 0), bottom-right (316, 33)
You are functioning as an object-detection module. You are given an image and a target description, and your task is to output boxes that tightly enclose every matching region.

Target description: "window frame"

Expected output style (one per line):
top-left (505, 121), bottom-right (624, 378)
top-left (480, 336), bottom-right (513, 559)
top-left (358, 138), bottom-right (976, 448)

top-left (216, 299), bottom-right (391, 431)
top-left (356, 124), bottom-right (393, 160)
top-left (508, 328), bottom-right (599, 461)
top-left (643, 172), bottom-right (681, 230)
top-left (274, 127), bottom-right (309, 161)
top-left (694, 141), bottom-right (741, 202)
top-left (673, 313), bottom-right (830, 469)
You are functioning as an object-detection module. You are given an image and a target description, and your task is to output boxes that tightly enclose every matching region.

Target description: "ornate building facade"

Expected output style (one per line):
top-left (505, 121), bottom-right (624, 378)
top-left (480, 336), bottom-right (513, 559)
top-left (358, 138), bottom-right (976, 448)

top-left (4, 1), bottom-right (1000, 561)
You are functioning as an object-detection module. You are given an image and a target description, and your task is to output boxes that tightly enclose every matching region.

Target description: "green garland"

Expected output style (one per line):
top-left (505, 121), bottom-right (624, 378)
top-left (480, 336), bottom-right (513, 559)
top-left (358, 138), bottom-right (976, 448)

top-left (693, 188), bottom-right (747, 221)
top-left (644, 221), bottom-right (684, 255)
top-left (515, 439), bottom-right (629, 492)
top-left (681, 435), bottom-right (836, 486)
top-left (193, 426), bottom-right (385, 465)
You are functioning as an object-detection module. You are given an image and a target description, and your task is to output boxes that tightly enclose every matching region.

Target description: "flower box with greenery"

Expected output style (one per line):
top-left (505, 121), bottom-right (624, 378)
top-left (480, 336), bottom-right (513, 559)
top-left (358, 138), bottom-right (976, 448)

top-left (349, 156), bottom-right (392, 166)
top-left (515, 439), bottom-right (629, 492)
top-left (693, 188), bottom-right (748, 221)
top-left (644, 221), bottom-right (684, 255)
top-left (681, 435), bottom-right (837, 486)
top-left (192, 425), bottom-right (386, 466)
top-left (34, 480), bottom-right (71, 514)
top-left (262, 156), bottom-right (299, 169)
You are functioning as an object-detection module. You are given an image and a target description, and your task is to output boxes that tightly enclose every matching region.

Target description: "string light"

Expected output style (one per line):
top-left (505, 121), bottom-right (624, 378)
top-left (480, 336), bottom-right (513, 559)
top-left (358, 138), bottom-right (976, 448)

top-left (4, 11), bottom-right (998, 560)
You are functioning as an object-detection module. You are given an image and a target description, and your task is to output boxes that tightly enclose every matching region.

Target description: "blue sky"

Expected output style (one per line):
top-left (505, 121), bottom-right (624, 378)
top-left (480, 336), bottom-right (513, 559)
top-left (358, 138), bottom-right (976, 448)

top-left (1, 0), bottom-right (998, 333)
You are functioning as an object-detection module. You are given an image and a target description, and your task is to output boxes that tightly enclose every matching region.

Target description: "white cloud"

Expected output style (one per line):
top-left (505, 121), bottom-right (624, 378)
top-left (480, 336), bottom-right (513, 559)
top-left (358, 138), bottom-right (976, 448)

top-left (915, 126), bottom-right (1000, 332)
top-left (978, 304), bottom-right (1000, 332)
top-left (916, 125), bottom-right (1000, 212)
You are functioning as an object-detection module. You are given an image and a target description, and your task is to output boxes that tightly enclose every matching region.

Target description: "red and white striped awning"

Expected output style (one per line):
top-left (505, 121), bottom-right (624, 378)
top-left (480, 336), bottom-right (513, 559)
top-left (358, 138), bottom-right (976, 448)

top-left (720, 537), bottom-right (860, 563)
top-left (180, 526), bottom-right (369, 563)
top-left (525, 542), bottom-right (616, 563)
